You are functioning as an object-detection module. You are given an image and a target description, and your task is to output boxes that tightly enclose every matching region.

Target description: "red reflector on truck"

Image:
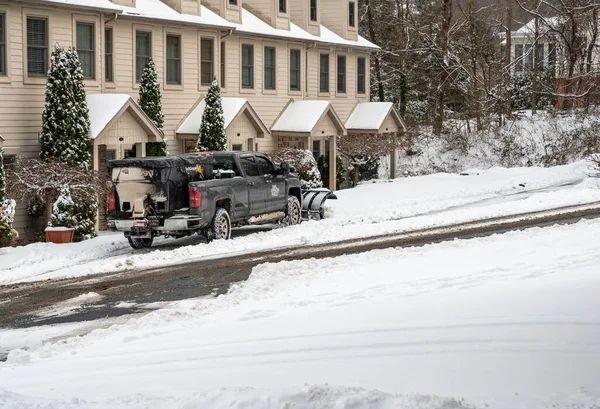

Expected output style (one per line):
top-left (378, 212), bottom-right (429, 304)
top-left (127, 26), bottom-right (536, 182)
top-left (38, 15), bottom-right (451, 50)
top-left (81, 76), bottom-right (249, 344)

top-left (190, 189), bottom-right (202, 208)
top-left (108, 191), bottom-right (115, 211)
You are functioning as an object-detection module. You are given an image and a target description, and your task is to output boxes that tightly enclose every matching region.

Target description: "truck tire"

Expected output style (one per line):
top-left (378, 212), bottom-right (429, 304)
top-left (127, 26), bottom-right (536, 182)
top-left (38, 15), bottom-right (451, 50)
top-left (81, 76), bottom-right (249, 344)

top-left (281, 196), bottom-right (301, 227)
top-left (208, 207), bottom-right (231, 241)
top-left (128, 236), bottom-right (153, 249)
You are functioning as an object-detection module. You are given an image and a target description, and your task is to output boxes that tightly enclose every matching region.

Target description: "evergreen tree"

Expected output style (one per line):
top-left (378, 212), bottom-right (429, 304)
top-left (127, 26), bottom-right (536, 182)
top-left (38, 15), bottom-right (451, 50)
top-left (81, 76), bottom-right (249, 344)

top-left (40, 44), bottom-right (91, 168)
top-left (138, 58), bottom-right (167, 155)
top-left (0, 148), bottom-right (14, 246)
top-left (196, 79), bottom-right (226, 152)
top-left (51, 185), bottom-right (76, 228)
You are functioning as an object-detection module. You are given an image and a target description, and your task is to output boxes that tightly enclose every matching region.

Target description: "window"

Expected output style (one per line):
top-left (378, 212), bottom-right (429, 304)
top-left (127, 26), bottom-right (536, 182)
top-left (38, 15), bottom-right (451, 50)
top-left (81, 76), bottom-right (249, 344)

top-left (229, 0), bottom-right (238, 4)
top-left (105, 27), bottom-right (113, 82)
top-left (135, 31), bottom-right (151, 82)
top-left (221, 41), bottom-right (226, 87)
top-left (320, 53), bottom-right (329, 93)
top-left (279, 0), bottom-right (286, 13)
top-left (525, 45), bottom-right (533, 72)
top-left (232, 144), bottom-right (243, 151)
top-left (166, 34), bottom-right (181, 84)
top-left (201, 38), bottom-right (214, 85)
top-left (264, 46), bottom-right (276, 90)
top-left (242, 44), bottom-right (254, 88)
top-left (337, 55), bottom-right (346, 93)
top-left (76, 22), bottom-right (95, 79)
top-left (290, 49), bottom-right (301, 91)
top-left (312, 140), bottom-right (320, 160)
top-left (349, 2), bottom-right (355, 27)
top-left (548, 43), bottom-right (556, 66)
top-left (256, 156), bottom-right (276, 175)
top-left (0, 13), bottom-right (6, 76)
top-left (514, 44), bottom-right (523, 74)
top-left (357, 56), bottom-right (366, 94)
top-left (325, 139), bottom-right (330, 158)
top-left (537, 43), bottom-right (544, 68)
top-left (310, 0), bottom-right (318, 21)
top-left (27, 17), bottom-right (48, 76)
top-left (240, 155), bottom-right (259, 176)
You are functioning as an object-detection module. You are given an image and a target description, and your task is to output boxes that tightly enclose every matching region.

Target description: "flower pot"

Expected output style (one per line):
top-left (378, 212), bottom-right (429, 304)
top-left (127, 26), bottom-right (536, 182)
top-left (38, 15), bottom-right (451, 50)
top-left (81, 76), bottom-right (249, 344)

top-left (45, 227), bottom-right (75, 244)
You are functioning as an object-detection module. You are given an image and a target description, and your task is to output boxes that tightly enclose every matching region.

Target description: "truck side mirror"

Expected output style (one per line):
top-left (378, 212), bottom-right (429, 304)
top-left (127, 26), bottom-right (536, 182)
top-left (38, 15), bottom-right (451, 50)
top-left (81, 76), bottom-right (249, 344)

top-left (280, 162), bottom-right (291, 175)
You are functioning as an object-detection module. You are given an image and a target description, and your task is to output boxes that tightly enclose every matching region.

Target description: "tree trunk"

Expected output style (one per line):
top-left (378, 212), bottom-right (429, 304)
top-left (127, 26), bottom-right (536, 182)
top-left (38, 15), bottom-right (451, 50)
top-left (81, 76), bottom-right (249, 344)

top-left (434, 0), bottom-right (453, 136)
top-left (532, 16), bottom-right (539, 114)
top-left (365, 0), bottom-right (385, 102)
top-left (504, 0), bottom-right (512, 121)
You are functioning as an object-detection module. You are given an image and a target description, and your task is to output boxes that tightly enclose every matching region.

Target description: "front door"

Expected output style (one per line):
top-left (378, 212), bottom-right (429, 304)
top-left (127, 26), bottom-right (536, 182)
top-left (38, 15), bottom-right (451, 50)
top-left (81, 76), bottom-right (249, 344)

top-left (256, 155), bottom-right (286, 212)
top-left (239, 155), bottom-right (267, 216)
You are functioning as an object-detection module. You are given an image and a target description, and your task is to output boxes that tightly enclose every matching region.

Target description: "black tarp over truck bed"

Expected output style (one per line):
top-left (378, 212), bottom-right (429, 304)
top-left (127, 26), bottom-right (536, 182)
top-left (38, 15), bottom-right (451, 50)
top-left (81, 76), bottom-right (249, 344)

top-left (108, 154), bottom-right (215, 217)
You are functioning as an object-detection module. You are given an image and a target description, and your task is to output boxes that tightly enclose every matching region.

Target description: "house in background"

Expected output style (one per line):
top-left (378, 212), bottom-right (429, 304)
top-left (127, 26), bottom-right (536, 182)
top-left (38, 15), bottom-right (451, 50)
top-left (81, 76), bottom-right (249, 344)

top-left (0, 0), bottom-right (403, 240)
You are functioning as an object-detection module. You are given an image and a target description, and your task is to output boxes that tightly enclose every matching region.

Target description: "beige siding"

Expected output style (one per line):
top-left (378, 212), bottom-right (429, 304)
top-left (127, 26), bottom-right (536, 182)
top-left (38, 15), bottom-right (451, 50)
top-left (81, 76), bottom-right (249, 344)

top-left (311, 112), bottom-right (338, 137)
top-left (320, 0), bottom-right (357, 40)
top-left (96, 109), bottom-right (149, 151)
top-left (111, 0), bottom-right (136, 6)
top-left (227, 113), bottom-right (258, 150)
top-left (379, 114), bottom-right (399, 133)
top-left (182, 0), bottom-right (200, 15)
top-left (244, 0), bottom-right (273, 25)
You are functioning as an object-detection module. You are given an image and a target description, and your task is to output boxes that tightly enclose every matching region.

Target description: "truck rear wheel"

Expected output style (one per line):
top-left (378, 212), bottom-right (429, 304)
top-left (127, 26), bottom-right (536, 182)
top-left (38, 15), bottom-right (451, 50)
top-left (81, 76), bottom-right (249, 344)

top-left (128, 237), bottom-right (154, 249)
top-left (208, 207), bottom-right (231, 241)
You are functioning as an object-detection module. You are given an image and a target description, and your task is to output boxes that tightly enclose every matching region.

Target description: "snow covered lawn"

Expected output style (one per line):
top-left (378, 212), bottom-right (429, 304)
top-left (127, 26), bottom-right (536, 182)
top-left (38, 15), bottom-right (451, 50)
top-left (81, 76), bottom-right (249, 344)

top-left (1, 218), bottom-right (599, 408)
top-left (1, 160), bottom-right (600, 284)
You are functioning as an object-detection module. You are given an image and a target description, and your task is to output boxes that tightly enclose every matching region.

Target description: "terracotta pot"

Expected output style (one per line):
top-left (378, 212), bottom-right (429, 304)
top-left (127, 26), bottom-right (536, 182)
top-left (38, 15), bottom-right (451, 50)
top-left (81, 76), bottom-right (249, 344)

top-left (45, 227), bottom-right (75, 244)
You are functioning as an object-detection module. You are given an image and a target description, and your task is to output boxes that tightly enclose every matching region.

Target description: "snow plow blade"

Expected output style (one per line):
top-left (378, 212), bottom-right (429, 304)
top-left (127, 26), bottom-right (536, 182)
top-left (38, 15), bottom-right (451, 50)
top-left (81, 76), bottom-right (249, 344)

top-left (301, 189), bottom-right (337, 220)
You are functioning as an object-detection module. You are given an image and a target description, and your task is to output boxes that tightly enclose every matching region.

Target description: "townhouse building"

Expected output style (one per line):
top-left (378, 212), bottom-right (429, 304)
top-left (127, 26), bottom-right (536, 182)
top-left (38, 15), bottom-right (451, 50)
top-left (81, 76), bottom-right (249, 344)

top-left (0, 0), bottom-right (405, 239)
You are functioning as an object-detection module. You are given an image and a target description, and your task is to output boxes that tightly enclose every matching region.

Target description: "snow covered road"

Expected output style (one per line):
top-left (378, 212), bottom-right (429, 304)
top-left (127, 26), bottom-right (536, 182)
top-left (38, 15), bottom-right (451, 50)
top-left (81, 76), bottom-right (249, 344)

top-left (1, 218), bottom-right (599, 409)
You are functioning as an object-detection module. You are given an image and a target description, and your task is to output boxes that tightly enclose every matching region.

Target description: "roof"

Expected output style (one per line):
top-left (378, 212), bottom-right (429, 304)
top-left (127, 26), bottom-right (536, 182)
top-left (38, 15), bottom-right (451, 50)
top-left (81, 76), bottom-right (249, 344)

top-left (176, 97), bottom-right (269, 136)
top-left (272, 100), bottom-right (345, 134)
top-left (87, 94), bottom-right (162, 140)
top-left (37, 0), bottom-right (377, 50)
top-left (501, 16), bottom-right (559, 44)
top-left (345, 102), bottom-right (406, 132)
top-left (117, 0), bottom-right (235, 29)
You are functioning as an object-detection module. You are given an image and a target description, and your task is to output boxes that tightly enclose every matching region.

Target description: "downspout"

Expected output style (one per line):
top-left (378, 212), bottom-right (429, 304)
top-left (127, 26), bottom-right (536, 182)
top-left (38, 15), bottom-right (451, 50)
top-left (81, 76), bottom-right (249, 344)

top-left (305, 42), bottom-right (317, 98)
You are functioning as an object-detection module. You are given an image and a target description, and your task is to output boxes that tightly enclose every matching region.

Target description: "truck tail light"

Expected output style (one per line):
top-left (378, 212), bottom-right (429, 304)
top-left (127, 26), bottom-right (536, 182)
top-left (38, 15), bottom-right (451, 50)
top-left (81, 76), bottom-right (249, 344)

top-left (190, 189), bottom-right (202, 208)
top-left (108, 191), bottom-right (116, 211)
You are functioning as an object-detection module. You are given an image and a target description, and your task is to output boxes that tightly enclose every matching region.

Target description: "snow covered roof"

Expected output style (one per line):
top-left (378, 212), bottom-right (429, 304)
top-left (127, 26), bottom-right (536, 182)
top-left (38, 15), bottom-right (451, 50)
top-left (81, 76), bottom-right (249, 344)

top-left (231, 9), bottom-right (378, 50)
top-left (116, 0), bottom-right (235, 29)
top-left (345, 102), bottom-right (406, 132)
top-left (176, 97), bottom-right (269, 136)
top-left (272, 100), bottom-right (345, 134)
top-left (39, 0), bottom-right (121, 12)
top-left (87, 94), bottom-right (161, 140)
top-left (501, 17), bottom-right (559, 44)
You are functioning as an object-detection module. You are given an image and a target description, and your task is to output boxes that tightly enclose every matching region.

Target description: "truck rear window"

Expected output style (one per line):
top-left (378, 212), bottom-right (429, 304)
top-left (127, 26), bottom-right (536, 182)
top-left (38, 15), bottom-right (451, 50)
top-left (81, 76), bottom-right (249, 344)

top-left (215, 156), bottom-right (242, 177)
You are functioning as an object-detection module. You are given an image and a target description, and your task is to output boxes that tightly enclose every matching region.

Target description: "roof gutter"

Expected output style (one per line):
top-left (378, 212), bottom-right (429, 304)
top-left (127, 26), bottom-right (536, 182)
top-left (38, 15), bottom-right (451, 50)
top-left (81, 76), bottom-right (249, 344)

top-left (221, 29), bottom-right (234, 39)
top-left (105, 12), bottom-right (119, 25)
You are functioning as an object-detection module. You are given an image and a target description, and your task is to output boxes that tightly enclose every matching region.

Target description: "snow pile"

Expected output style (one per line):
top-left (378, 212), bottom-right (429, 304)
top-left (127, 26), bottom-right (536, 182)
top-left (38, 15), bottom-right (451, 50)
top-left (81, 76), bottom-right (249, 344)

top-left (1, 220), bottom-right (600, 408)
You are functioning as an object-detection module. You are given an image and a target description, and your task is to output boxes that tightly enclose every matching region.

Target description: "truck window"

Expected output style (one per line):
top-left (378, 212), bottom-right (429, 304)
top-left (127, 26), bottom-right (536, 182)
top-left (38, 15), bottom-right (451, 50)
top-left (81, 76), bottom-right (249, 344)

top-left (215, 156), bottom-right (242, 176)
top-left (240, 155), bottom-right (260, 176)
top-left (256, 156), bottom-right (276, 175)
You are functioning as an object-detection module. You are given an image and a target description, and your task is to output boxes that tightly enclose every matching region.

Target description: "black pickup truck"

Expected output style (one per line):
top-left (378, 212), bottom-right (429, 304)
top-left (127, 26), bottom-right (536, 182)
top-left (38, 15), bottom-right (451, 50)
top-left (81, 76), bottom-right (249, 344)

top-left (108, 151), bottom-right (303, 249)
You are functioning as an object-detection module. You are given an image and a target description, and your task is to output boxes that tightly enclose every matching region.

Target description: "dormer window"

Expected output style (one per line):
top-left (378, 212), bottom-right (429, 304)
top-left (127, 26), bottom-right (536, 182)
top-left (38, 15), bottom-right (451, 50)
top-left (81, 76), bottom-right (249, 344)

top-left (310, 0), bottom-right (317, 21)
top-left (279, 0), bottom-right (286, 13)
top-left (349, 1), bottom-right (355, 27)
top-left (229, 0), bottom-right (237, 5)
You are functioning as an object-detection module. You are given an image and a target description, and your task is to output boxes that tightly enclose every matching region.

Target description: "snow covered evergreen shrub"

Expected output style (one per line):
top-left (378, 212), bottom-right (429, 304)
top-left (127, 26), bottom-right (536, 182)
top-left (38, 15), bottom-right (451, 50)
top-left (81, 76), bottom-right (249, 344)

top-left (51, 185), bottom-right (76, 228)
top-left (40, 44), bottom-right (92, 168)
top-left (0, 148), bottom-right (16, 246)
top-left (318, 155), bottom-right (346, 189)
top-left (138, 58), bottom-right (167, 156)
top-left (270, 148), bottom-right (323, 189)
top-left (196, 79), bottom-right (226, 152)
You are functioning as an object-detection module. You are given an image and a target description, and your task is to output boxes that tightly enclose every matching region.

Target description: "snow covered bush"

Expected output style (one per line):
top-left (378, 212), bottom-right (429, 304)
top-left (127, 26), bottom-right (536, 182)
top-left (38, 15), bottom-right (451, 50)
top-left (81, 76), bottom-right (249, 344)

top-left (0, 148), bottom-right (16, 246)
top-left (51, 185), bottom-right (76, 228)
top-left (139, 58), bottom-right (167, 156)
top-left (196, 79), bottom-right (226, 152)
top-left (270, 148), bottom-right (323, 190)
top-left (40, 44), bottom-right (91, 168)
top-left (318, 154), bottom-right (346, 190)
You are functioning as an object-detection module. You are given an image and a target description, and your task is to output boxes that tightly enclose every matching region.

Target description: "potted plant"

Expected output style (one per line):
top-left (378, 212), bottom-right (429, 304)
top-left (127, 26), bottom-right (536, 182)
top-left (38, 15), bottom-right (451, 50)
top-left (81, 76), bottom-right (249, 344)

top-left (45, 185), bottom-right (76, 243)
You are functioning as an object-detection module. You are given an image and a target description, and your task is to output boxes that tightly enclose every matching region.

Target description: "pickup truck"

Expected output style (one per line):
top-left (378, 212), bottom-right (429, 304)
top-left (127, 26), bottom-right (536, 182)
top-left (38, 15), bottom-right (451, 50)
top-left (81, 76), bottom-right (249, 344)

top-left (108, 151), bottom-right (303, 249)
